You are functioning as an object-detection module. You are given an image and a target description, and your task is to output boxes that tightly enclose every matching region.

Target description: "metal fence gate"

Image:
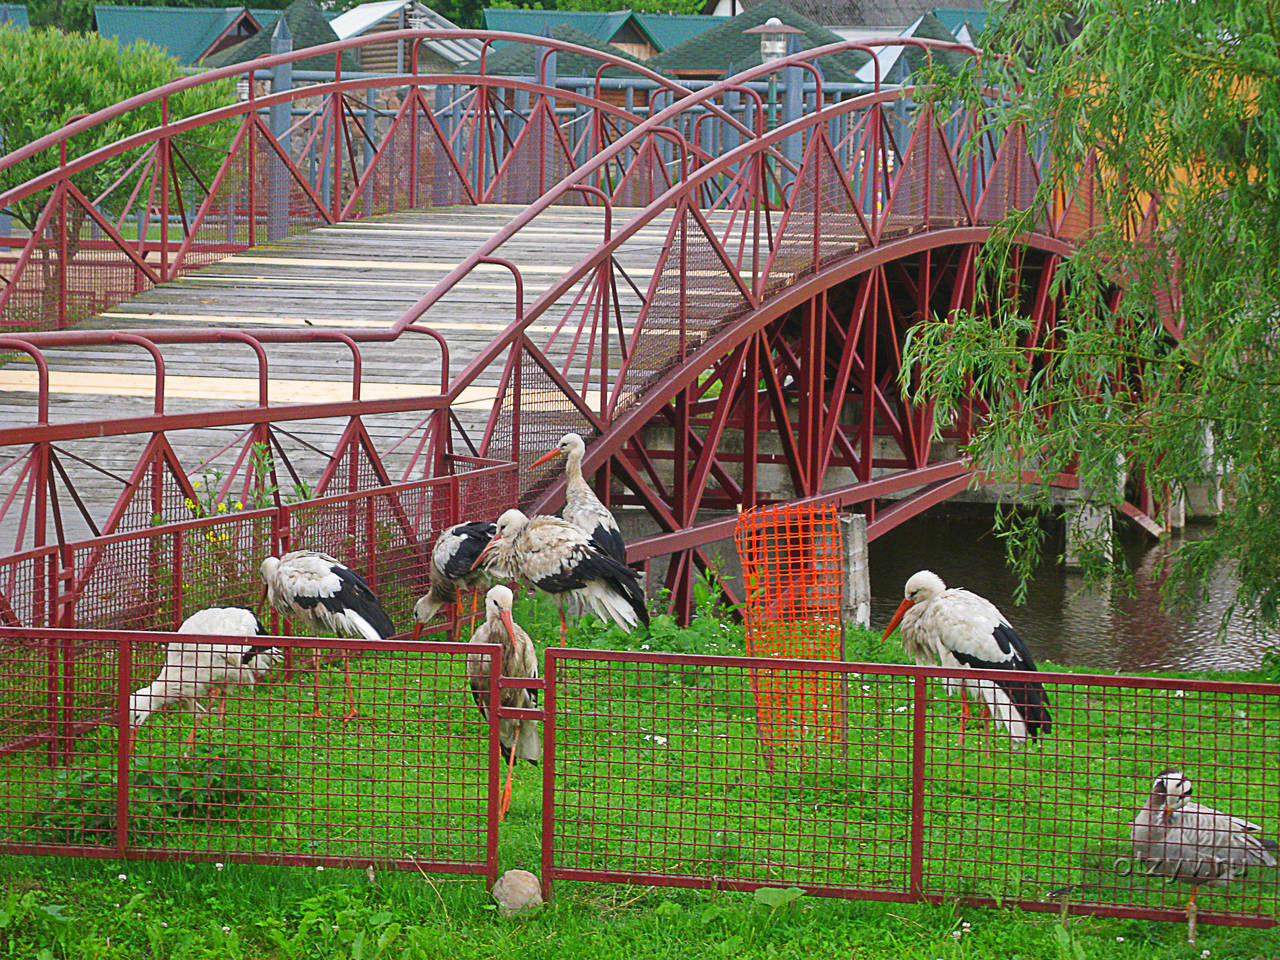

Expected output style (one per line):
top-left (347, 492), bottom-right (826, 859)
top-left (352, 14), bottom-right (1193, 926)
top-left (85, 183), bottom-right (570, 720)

top-left (540, 648), bottom-right (1279, 929)
top-left (0, 631), bottom-right (1275, 931)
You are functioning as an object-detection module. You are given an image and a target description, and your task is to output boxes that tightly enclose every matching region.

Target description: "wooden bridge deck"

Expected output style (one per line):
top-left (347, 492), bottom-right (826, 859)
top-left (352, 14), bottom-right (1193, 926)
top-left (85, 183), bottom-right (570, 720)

top-left (0, 204), bottom-right (672, 543)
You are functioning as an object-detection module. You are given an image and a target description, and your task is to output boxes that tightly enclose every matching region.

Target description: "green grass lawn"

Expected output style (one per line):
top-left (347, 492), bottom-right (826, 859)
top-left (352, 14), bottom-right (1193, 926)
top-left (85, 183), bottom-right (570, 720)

top-left (1, 594), bottom-right (1278, 958)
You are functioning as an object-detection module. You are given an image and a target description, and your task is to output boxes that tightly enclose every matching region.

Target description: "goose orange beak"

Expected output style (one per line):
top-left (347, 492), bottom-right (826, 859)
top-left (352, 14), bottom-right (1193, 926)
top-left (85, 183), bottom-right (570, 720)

top-left (880, 598), bottom-right (914, 641)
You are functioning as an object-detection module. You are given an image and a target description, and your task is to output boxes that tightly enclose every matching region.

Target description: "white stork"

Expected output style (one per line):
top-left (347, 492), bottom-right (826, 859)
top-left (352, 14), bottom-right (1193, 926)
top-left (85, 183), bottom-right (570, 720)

top-left (128, 606), bottom-right (279, 756)
top-left (473, 509), bottom-right (648, 643)
top-left (466, 585), bottom-right (541, 821)
top-left (531, 433), bottom-right (627, 564)
top-left (412, 520), bottom-right (497, 637)
top-left (880, 570), bottom-right (1051, 745)
top-left (1131, 768), bottom-right (1278, 942)
top-left (260, 550), bottom-right (396, 719)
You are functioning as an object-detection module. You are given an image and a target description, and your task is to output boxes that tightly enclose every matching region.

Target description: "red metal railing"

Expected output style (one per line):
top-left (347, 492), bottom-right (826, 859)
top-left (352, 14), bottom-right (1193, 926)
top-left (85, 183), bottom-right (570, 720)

top-left (541, 648), bottom-right (1279, 929)
top-left (1, 625), bottom-right (1270, 930)
top-left (0, 627), bottom-right (502, 881)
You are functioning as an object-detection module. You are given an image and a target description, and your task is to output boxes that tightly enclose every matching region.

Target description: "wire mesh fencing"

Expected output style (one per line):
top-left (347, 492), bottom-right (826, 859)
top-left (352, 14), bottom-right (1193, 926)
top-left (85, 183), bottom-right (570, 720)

top-left (541, 649), bottom-right (1280, 928)
top-left (0, 627), bottom-right (501, 879)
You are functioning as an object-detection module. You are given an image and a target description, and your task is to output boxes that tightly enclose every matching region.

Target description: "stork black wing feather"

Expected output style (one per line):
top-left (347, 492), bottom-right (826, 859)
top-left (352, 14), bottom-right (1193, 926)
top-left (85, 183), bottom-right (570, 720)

top-left (590, 524), bottom-right (627, 565)
top-left (533, 547), bottom-right (649, 627)
top-left (330, 565), bottom-right (396, 638)
top-left (439, 522), bottom-right (497, 580)
top-left (951, 647), bottom-right (1053, 740)
top-left (991, 622), bottom-right (1039, 670)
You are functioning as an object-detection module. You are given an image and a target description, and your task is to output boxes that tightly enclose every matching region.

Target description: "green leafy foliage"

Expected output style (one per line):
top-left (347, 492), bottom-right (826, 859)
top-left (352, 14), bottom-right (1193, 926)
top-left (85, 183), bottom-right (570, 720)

top-left (26, 751), bottom-right (285, 845)
top-left (0, 28), bottom-right (235, 230)
top-left (905, 0), bottom-right (1280, 628)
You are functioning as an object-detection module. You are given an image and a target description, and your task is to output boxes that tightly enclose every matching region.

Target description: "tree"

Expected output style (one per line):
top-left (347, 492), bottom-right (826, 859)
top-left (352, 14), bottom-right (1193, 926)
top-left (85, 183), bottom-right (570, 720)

top-left (0, 28), bottom-right (235, 320)
top-left (903, 0), bottom-right (1280, 626)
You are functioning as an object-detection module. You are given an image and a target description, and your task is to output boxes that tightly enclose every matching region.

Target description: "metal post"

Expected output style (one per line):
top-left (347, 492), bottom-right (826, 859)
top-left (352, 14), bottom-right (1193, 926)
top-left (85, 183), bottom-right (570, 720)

top-left (268, 18), bottom-right (294, 242)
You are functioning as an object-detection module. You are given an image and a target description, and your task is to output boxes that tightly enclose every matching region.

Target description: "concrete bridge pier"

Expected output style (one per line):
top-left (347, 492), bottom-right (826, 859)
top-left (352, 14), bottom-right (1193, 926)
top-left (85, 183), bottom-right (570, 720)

top-left (840, 513), bottom-right (871, 632)
top-left (1185, 424), bottom-right (1224, 521)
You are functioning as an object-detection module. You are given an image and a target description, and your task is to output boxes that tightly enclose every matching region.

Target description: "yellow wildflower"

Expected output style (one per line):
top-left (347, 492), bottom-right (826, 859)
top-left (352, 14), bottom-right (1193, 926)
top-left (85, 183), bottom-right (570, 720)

top-left (217, 502), bottom-right (227, 513)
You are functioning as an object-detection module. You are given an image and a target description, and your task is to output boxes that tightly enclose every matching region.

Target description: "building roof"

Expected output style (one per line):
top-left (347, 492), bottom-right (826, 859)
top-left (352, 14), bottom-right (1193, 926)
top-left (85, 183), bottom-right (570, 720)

top-left (648, 0), bottom-right (869, 83)
top-left (459, 22), bottom-right (673, 80)
top-left (707, 0), bottom-right (987, 31)
top-left (93, 5), bottom-right (266, 64)
top-left (931, 6), bottom-right (987, 41)
top-left (852, 10), bottom-right (973, 81)
top-left (634, 13), bottom-right (729, 52)
top-left (330, 0), bottom-right (482, 66)
top-left (203, 0), bottom-right (340, 71)
top-left (483, 9), bottom-right (662, 51)
top-left (0, 4), bottom-right (28, 28)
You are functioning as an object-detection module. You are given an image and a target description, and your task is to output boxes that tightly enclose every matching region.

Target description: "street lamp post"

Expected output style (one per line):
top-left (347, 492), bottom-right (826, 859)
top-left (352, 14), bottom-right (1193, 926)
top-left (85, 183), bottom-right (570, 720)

top-left (744, 17), bottom-right (803, 206)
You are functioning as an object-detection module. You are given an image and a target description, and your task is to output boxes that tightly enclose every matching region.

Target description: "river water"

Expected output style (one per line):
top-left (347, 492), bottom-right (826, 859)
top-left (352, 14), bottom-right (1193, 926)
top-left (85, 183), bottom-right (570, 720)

top-left (866, 512), bottom-right (1280, 674)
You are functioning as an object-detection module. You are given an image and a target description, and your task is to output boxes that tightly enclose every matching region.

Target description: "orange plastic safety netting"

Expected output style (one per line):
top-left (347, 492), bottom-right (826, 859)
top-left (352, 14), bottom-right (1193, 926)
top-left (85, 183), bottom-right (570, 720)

top-left (734, 503), bottom-right (845, 747)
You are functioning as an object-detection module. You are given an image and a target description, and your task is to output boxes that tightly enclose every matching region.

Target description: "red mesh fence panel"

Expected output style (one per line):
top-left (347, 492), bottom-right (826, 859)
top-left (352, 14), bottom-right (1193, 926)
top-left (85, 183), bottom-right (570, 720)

top-left (767, 133), bottom-right (871, 295)
top-left (544, 650), bottom-right (916, 898)
top-left (543, 650), bottom-right (1280, 928)
top-left (0, 635), bottom-right (58, 755)
top-left (1058, 153), bottom-right (1100, 241)
top-left (175, 118), bottom-right (256, 275)
top-left (415, 97), bottom-right (470, 208)
top-left (0, 629), bottom-right (499, 878)
top-left (612, 205), bottom-right (752, 420)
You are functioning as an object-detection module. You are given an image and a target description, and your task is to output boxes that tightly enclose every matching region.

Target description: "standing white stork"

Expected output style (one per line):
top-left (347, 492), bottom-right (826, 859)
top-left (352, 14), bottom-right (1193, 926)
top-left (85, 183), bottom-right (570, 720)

top-left (260, 550), bottom-right (396, 719)
top-left (531, 433), bottom-right (627, 564)
top-left (473, 509), bottom-right (648, 644)
top-left (465, 585), bottom-right (542, 821)
top-left (880, 570), bottom-right (1051, 745)
top-left (1131, 768), bottom-right (1278, 942)
top-left (411, 520), bottom-right (497, 637)
top-left (128, 606), bottom-right (279, 756)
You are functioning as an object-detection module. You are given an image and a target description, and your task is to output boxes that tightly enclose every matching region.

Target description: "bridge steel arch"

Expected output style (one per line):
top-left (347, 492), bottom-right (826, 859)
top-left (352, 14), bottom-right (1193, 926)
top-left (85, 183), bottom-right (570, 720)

top-left (0, 31), bottom-right (1151, 628)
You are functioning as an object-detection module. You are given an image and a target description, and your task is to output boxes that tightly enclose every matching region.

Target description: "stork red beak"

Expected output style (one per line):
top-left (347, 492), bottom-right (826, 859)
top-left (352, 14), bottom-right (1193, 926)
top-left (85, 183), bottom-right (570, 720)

top-left (531, 447), bottom-right (565, 468)
top-left (880, 598), bottom-right (914, 641)
top-left (499, 608), bottom-right (518, 645)
top-left (470, 537), bottom-right (500, 572)
top-left (411, 621), bottom-right (423, 641)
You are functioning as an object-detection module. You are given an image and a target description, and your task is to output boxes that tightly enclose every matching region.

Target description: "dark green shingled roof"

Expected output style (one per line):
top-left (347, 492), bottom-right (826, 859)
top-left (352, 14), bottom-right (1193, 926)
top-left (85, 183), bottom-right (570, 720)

top-left (459, 23), bottom-right (675, 80)
top-left (900, 11), bottom-right (976, 76)
top-left (203, 0), bottom-right (338, 72)
top-left (646, 0), bottom-right (869, 83)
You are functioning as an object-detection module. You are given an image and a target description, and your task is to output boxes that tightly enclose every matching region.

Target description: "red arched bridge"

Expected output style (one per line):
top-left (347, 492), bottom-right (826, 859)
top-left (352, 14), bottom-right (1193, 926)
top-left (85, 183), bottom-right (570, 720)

top-left (0, 30), bottom-right (1164, 628)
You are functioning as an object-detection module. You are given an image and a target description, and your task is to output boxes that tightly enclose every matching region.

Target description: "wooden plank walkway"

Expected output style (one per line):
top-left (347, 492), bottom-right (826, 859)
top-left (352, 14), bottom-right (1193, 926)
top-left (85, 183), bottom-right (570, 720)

top-left (0, 204), bottom-right (673, 544)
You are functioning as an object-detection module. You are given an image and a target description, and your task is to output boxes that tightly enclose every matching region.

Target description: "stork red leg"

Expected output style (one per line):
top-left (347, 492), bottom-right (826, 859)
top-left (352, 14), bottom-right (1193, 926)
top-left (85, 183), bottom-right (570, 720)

top-left (341, 656), bottom-right (361, 721)
top-left (304, 653), bottom-right (326, 717)
top-left (184, 686), bottom-right (224, 757)
top-left (499, 722), bottom-right (520, 822)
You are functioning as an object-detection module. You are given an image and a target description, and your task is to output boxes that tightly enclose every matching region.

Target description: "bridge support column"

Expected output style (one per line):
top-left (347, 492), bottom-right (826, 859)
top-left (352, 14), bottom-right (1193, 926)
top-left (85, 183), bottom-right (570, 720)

top-left (1185, 423), bottom-right (1223, 520)
top-left (1065, 500), bottom-right (1112, 569)
top-left (840, 513), bottom-right (870, 631)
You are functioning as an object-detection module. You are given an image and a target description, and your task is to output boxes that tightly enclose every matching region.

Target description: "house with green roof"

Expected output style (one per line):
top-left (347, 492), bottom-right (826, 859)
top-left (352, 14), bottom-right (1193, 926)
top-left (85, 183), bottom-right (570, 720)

top-left (203, 0), bottom-right (339, 72)
top-left (646, 0), bottom-right (869, 83)
top-left (0, 4), bottom-right (29, 29)
top-left (459, 22), bottom-right (673, 82)
top-left (483, 9), bottom-right (664, 61)
top-left (93, 5), bottom-right (267, 65)
top-left (635, 13), bottom-right (729, 53)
